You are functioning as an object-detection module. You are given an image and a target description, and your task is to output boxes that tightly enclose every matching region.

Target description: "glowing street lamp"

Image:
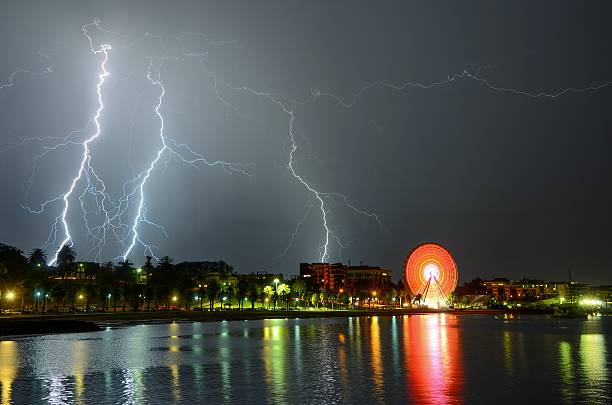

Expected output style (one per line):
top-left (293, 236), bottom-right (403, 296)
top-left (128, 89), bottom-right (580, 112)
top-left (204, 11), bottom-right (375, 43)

top-left (6, 291), bottom-right (15, 300)
top-left (172, 296), bottom-right (178, 302)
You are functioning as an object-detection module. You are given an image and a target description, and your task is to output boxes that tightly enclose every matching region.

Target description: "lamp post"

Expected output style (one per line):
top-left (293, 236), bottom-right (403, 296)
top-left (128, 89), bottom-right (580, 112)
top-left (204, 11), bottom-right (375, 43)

top-left (6, 291), bottom-right (15, 311)
top-left (273, 278), bottom-right (280, 310)
top-left (35, 291), bottom-right (41, 313)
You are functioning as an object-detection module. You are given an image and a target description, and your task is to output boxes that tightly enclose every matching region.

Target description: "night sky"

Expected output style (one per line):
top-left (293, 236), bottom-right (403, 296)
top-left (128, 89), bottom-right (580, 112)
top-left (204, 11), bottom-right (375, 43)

top-left (1, 1), bottom-right (611, 284)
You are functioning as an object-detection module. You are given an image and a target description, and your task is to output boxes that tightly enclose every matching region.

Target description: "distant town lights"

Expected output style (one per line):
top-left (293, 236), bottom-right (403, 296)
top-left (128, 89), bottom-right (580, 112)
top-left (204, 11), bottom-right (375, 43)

top-left (579, 299), bottom-right (603, 306)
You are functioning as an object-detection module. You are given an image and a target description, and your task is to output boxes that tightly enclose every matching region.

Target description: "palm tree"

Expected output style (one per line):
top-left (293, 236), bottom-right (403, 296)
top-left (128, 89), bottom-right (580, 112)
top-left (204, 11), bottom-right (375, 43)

top-left (57, 245), bottom-right (76, 266)
top-left (247, 282), bottom-right (260, 309)
top-left (277, 283), bottom-right (291, 309)
top-left (116, 259), bottom-right (134, 282)
top-left (158, 256), bottom-right (174, 269)
top-left (263, 286), bottom-right (274, 309)
top-left (28, 248), bottom-right (47, 267)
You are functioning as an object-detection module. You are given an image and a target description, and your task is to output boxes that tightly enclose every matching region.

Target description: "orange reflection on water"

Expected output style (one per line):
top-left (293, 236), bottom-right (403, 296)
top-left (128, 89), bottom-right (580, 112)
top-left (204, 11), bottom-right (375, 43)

top-left (369, 316), bottom-right (384, 401)
top-left (0, 341), bottom-right (16, 405)
top-left (403, 314), bottom-right (463, 404)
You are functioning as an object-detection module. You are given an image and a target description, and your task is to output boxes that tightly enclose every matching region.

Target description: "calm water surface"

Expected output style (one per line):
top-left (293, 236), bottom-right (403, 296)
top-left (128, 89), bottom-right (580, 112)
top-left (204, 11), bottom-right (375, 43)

top-left (0, 314), bottom-right (610, 404)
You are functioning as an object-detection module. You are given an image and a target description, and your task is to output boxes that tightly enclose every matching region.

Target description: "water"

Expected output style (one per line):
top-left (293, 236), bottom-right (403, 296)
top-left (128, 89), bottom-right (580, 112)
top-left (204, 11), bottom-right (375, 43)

top-left (0, 314), bottom-right (610, 404)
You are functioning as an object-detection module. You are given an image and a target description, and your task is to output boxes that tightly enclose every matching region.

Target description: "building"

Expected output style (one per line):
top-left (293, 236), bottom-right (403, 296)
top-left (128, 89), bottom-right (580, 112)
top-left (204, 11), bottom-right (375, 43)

top-left (237, 271), bottom-right (284, 287)
top-left (483, 278), bottom-right (570, 303)
top-left (300, 262), bottom-right (392, 293)
top-left (345, 265), bottom-right (392, 291)
top-left (299, 262), bottom-right (346, 292)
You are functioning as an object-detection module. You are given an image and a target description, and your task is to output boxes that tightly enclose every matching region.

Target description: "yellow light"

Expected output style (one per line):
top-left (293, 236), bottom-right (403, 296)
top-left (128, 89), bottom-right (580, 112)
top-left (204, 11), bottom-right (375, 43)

top-left (6, 291), bottom-right (15, 300)
top-left (78, 294), bottom-right (84, 299)
top-left (372, 291), bottom-right (377, 297)
top-left (172, 296), bottom-right (177, 302)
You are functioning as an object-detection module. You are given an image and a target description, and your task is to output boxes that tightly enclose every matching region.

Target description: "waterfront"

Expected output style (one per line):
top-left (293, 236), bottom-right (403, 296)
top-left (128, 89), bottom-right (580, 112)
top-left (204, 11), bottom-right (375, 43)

top-left (0, 314), bottom-right (610, 404)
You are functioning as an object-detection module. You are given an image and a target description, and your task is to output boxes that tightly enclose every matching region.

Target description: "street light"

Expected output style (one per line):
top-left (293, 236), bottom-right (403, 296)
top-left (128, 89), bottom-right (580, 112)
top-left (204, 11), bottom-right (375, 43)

top-left (273, 279), bottom-right (280, 310)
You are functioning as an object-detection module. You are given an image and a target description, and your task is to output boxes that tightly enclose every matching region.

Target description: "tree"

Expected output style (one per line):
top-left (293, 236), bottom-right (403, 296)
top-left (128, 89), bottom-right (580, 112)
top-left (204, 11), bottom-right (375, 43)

top-left (177, 269), bottom-right (194, 310)
top-left (28, 248), bottom-right (47, 267)
top-left (207, 279), bottom-right (220, 310)
top-left (1, 244), bottom-right (31, 311)
top-left (311, 292), bottom-right (318, 308)
top-left (248, 281), bottom-right (260, 309)
top-left (263, 285), bottom-right (274, 309)
top-left (277, 283), bottom-right (291, 309)
top-left (237, 279), bottom-right (249, 310)
top-left (57, 245), bottom-right (76, 267)
top-left (50, 283), bottom-right (67, 310)
top-left (319, 291), bottom-right (327, 308)
top-left (116, 259), bottom-right (134, 282)
top-left (291, 278), bottom-right (306, 307)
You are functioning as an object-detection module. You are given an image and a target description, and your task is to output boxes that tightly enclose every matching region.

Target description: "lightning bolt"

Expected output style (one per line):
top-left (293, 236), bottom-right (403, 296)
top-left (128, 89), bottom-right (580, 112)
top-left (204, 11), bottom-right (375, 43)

top-left (48, 22), bottom-right (111, 265)
top-left (311, 69), bottom-right (612, 109)
top-left (122, 58), bottom-right (167, 260)
top-left (0, 54), bottom-right (53, 92)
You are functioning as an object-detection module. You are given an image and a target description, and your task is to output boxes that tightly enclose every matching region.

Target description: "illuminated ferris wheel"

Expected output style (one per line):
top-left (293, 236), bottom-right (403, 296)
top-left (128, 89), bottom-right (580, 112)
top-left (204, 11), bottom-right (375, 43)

top-left (404, 243), bottom-right (458, 307)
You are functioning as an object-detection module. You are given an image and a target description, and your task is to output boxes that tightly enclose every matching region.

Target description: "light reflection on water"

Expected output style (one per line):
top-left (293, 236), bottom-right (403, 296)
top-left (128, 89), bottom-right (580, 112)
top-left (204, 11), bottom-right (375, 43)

top-left (0, 315), bottom-right (610, 404)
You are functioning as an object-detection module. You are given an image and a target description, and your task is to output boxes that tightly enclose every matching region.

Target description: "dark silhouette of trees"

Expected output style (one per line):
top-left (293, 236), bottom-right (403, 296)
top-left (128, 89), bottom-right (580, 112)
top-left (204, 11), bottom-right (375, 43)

top-left (237, 279), bottom-right (249, 310)
top-left (207, 279), bottom-right (220, 310)
top-left (28, 248), bottom-right (47, 267)
top-left (0, 244), bottom-right (29, 312)
top-left (57, 245), bottom-right (76, 266)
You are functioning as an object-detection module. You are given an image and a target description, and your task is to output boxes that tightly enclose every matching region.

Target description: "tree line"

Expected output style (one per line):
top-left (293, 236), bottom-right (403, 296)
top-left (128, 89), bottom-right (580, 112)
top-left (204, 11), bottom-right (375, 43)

top-left (1, 243), bottom-right (409, 313)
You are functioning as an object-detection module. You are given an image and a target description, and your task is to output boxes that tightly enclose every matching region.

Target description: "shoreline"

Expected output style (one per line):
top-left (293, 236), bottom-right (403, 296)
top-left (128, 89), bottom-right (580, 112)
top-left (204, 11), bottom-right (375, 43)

top-left (1, 308), bottom-right (553, 337)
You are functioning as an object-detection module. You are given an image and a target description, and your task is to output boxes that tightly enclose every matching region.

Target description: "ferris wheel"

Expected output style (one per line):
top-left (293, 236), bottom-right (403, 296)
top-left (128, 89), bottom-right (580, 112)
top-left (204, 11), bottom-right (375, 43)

top-left (404, 243), bottom-right (458, 307)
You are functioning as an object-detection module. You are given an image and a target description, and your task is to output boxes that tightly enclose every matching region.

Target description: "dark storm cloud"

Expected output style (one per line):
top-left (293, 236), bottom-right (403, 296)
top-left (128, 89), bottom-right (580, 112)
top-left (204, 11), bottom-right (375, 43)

top-left (1, 1), bottom-right (611, 284)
